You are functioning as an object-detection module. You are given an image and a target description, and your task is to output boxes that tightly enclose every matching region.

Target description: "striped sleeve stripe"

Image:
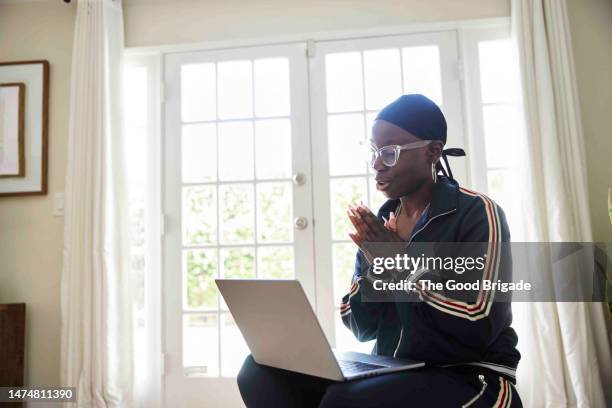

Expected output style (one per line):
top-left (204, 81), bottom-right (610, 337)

top-left (339, 277), bottom-right (364, 316)
top-left (417, 189), bottom-right (500, 319)
top-left (506, 381), bottom-right (513, 407)
top-left (341, 279), bottom-right (360, 303)
top-left (415, 188), bottom-right (502, 321)
top-left (349, 280), bottom-right (360, 296)
top-left (340, 308), bottom-right (352, 317)
top-left (494, 377), bottom-right (511, 408)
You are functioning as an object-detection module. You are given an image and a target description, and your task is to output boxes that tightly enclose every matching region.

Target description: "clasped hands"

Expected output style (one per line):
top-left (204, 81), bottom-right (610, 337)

top-left (347, 202), bottom-right (406, 269)
top-left (347, 202), bottom-right (402, 245)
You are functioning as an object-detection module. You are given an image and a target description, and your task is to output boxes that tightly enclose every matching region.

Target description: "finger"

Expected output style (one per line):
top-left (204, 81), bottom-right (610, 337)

top-left (351, 203), bottom-right (367, 221)
top-left (385, 220), bottom-right (397, 232)
top-left (356, 211), bottom-right (376, 238)
top-left (383, 217), bottom-right (396, 232)
top-left (351, 205), bottom-right (375, 238)
top-left (348, 204), bottom-right (362, 221)
top-left (359, 202), bottom-right (378, 217)
top-left (355, 204), bottom-right (384, 240)
top-left (387, 212), bottom-right (398, 232)
top-left (358, 206), bottom-right (385, 235)
top-left (348, 232), bottom-right (363, 246)
top-left (355, 214), bottom-right (382, 242)
top-left (356, 204), bottom-right (379, 224)
top-left (347, 209), bottom-right (367, 236)
top-left (388, 213), bottom-right (396, 227)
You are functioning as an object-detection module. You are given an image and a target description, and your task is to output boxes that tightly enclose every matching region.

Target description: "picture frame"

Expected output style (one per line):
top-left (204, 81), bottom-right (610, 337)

top-left (0, 60), bottom-right (49, 197)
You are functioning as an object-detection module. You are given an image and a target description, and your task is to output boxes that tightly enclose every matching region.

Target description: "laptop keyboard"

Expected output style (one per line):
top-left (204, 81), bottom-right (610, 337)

top-left (338, 359), bottom-right (385, 374)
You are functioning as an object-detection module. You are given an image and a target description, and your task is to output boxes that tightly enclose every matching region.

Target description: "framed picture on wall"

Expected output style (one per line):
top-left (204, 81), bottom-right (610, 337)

top-left (0, 60), bottom-right (49, 197)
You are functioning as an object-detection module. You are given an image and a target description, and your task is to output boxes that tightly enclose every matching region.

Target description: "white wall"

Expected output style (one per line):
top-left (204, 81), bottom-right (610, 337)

top-left (0, 0), bottom-right (77, 387)
top-left (566, 0), bottom-right (612, 242)
top-left (0, 0), bottom-right (609, 390)
top-left (123, 0), bottom-right (509, 47)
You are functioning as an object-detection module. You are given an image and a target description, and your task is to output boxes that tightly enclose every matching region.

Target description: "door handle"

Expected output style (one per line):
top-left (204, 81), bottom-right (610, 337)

top-left (292, 173), bottom-right (306, 186)
top-left (294, 216), bottom-right (308, 230)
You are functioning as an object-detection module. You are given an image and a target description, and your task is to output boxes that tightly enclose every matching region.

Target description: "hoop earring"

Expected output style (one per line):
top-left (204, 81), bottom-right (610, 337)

top-left (431, 162), bottom-right (437, 184)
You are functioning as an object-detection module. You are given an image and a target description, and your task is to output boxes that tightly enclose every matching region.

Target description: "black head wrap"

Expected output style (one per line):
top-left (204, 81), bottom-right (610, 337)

top-left (375, 94), bottom-right (466, 180)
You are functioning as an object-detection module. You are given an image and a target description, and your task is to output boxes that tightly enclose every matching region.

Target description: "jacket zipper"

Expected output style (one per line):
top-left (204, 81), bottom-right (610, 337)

top-left (461, 374), bottom-right (488, 407)
top-left (392, 208), bottom-right (457, 358)
top-left (406, 208), bottom-right (457, 246)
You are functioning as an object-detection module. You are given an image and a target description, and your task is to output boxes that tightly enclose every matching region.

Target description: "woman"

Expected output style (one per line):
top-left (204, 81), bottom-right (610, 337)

top-left (238, 94), bottom-right (522, 407)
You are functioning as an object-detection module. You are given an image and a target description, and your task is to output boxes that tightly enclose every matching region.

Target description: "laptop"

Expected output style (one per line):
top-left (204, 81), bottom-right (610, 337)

top-left (215, 279), bottom-right (424, 381)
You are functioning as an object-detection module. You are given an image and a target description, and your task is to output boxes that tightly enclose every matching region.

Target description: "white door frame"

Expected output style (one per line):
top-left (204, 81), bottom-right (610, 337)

top-left (163, 42), bottom-right (314, 408)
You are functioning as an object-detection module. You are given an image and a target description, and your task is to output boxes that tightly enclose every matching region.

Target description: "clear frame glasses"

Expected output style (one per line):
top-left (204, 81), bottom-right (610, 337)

top-left (364, 140), bottom-right (432, 167)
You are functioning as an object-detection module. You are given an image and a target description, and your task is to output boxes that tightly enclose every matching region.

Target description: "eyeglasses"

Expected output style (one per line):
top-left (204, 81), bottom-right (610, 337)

top-left (363, 140), bottom-right (432, 167)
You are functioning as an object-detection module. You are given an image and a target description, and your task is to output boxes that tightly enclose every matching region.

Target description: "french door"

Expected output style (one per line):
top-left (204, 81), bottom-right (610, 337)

top-left (309, 30), bottom-right (467, 352)
top-left (163, 43), bottom-right (315, 407)
top-left (163, 31), bottom-right (465, 407)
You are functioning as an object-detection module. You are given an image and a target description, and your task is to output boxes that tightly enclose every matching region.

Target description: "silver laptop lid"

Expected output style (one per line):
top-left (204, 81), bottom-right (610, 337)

top-left (215, 279), bottom-right (344, 381)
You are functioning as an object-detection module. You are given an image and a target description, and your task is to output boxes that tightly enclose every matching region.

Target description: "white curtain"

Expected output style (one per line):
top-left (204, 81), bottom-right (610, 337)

top-left (60, 0), bottom-right (134, 406)
top-left (511, 0), bottom-right (612, 406)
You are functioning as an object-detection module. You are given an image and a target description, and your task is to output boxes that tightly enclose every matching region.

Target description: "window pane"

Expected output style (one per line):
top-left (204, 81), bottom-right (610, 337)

top-left (365, 111), bottom-right (379, 140)
top-left (487, 169), bottom-right (521, 236)
top-left (255, 119), bottom-right (292, 179)
top-left (184, 249), bottom-right (218, 310)
top-left (218, 60), bottom-right (253, 119)
top-left (221, 313), bottom-right (250, 377)
top-left (181, 63), bottom-right (216, 122)
top-left (482, 105), bottom-right (519, 168)
top-left (254, 58), bottom-right (290, 117)
top-left (183, 186), bottom-right (217, 245)
top-left (363, 48), bottom-right (402, 110)
top-left (487, 169), bottom-right (511, 204)
top-left (220, 184), bottom-right (255, 244)
top-left (334, 313), bottom-right (374, 353)
top-left (325, 52), bottom-right (364, 113)
top-left (402, 46), bottom-right (443, 105)
top-left (333, 243), bottom-right (357, 306)
top-left (182, 123), bottom-right (217, 182)
top-left (330, 177), bottom-right (367, 241)
top-left (258, 246), bottom-right (294, 279)
top-left (221, 247), bottom-right (255, 279)
top-left (257, 182), bottom-right (293, 243)
top-left (218, 121), bottom-right (254, 181)
top-left (220, 247), bottom-right (255, 311)
top-left (479, 40), bottom-right (518, 103)
top-left (328, 113), bottom-right (366, 176)
top-left (183, 313), bottom-right (219, 377)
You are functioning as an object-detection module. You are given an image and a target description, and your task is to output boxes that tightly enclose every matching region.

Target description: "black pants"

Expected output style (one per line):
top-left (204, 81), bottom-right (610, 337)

top-left (237, 355), bottom-right (522, 407)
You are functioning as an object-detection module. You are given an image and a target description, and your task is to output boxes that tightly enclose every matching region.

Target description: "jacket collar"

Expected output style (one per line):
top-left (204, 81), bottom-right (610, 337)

top-left (428, 176), bottom-right (459, 218)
